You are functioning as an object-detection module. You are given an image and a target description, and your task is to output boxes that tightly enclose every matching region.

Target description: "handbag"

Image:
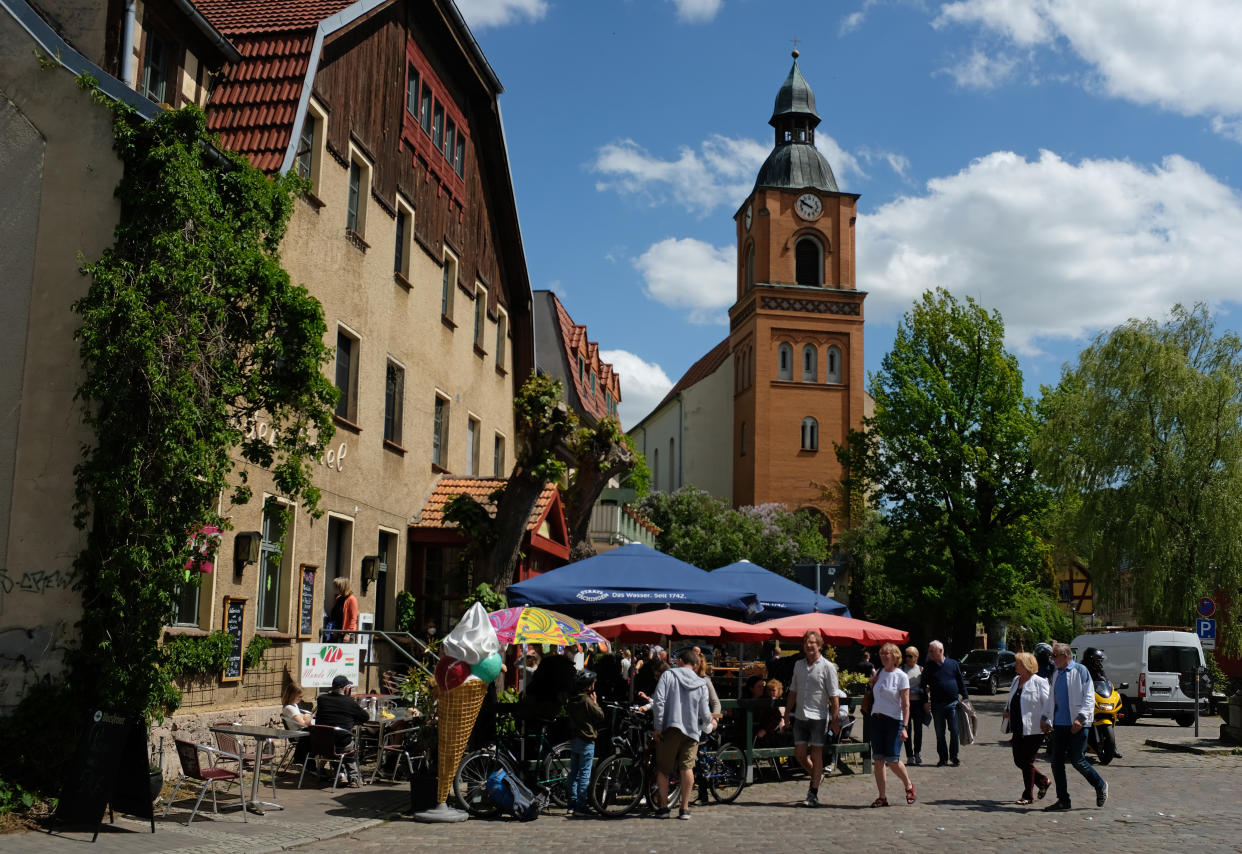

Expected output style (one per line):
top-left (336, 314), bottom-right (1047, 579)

top-left (1000, 714), bottom-right (1011, 735)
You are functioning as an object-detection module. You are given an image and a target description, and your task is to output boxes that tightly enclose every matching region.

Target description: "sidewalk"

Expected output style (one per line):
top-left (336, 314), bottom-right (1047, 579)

top-left (12, 772), bottom-right (411, 854)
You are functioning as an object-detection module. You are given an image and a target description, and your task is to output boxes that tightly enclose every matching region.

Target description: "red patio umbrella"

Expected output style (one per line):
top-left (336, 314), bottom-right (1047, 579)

top-left (754, 612), bottom-right (908, 646)
top-left (587, 608), bottom-right (773, 643)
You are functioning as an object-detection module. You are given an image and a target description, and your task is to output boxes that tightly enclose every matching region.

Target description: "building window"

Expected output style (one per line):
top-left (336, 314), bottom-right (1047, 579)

top-left (826, 345), bottom-right (842, 384)
top-left (441, 249), bottom-right (458, 319)
top-left (140, 29), bottom-right (171, 104)
top-left (778, 343), bottom-right (793, 380)
top-left (474, 284), bottom-right (487, 351)
top-left (495, 309), bottom-right (508, 370)
top-left (466, 416), bottom-right (480, 476)
top-left (334, 329), bottom-right (359, 421)
top-left (171, 574), bottom-right (203, 627)
top-left (405, 62), bottom-right (419, 117)
top-left (494, 433), bottom-right (506, 476)
top-left (801, 417), bottom-right (819, 451)
top-left (420, 84), bottom-right (433, 134)
top-left (443, 117), bottom-right (456, 161)
top-left (432, 394), bottom-right (449, 467)
top-left (394, 201), bottom-right (414, 278)
top-left (590, 372), bottom-right (597, 396)
top-left (802, 344), bottom-right (818, 382)
top-left (577, 355), bottom-right (585, 383)
top-left (746, 243), bottom-right (755, 290)
top-left (347, 160), bottom-right (361, 233)
top-left (346, 150), bottom-right (372, 240)
top-left (258, 503), bottom-right (290, 631)
top-left (795, 236), bottom-right (823, 286)
top-left (432, 103), bottom-right (444, 150)
top-left (455, 135), bottom-right (466, 177)
top-left (384, 360), bottom-right (404, 445)
top-left (295, 116), bottom-right (315, 182)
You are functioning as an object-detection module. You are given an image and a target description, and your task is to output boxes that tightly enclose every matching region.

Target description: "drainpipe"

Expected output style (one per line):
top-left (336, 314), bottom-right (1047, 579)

top-left (119, 0), bottom-right (137, 88)
top-left (677, 394), bottom-right (684, 490)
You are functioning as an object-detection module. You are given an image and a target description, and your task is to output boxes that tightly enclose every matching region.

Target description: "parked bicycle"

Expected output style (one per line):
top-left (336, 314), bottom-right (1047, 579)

top-left (589, 704), bottom-right (746, 817)
top-left (453, 712), bottom-right (571, 817)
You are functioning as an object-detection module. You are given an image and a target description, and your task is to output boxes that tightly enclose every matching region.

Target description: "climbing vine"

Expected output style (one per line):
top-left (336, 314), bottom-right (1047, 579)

top-left (67, 79), bottom-right (337, 725)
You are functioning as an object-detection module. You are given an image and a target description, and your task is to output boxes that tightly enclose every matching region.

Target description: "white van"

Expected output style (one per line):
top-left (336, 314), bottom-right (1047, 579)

top-left (1070, 630), bottom-right (1209, 726)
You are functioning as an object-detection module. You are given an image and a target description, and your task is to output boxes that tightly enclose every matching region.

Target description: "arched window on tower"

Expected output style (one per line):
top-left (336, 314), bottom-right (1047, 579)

top-left (802, 344), bottom-right (818, 382)
top-left (801, 417), bottom-right (819, 451)
top-left (795, 236), bottom-right (823, 286)
top-left (746, 243), bottom-right (755, 290)
top-left (826, 345), bottom-right (842, 384)
top-left (778, 343), bottom-right (793, 381)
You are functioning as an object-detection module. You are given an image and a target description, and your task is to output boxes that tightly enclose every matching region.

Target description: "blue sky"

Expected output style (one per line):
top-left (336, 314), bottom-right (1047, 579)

top-left (455, 0), bottom-right (1242, 428)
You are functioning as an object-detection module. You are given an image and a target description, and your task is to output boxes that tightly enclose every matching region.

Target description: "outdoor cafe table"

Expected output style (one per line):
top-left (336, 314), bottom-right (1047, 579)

top-left (357, 705), bottom-right (416, 766)
top-left (208, 723), bottom-right (306, 815)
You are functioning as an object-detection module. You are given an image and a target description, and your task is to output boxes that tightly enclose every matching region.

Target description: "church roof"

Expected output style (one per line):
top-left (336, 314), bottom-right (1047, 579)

top-left (755, 143), bottom-right (838, 193)
top-left (769, 56), bottom-right (819, 125)
top-left (653, 337), bottom-right (731, 412)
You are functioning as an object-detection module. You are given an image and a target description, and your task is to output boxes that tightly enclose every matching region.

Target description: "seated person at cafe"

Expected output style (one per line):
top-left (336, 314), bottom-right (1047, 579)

top-left (313, 675), bottom-right (369, 787)
top-left (281, 682), bottom-right (314, 765)
top-left (740, 674), bottom-right (766, 700)
top-left (755, 679), bottom-right (788, 746)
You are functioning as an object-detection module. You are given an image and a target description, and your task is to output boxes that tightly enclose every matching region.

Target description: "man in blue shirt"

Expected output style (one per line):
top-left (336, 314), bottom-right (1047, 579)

top-left (921, 641), bottom-right (968, 766)
top-left (1040, 643), bottom-right (1107, 811)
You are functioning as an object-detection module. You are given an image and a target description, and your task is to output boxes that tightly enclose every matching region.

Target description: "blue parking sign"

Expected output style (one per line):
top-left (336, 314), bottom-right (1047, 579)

top-left (1196, 618), bottom-right (1216, 640)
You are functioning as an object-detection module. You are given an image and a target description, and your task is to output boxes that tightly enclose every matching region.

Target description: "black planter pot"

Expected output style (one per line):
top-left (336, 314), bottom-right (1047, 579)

top-left (149, 770), bottom-right (164, 801)
top-left (410, 772), bottom-right (437, 813)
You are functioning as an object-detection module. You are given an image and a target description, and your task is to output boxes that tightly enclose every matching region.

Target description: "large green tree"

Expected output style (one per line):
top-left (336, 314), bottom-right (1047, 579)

top-left (838, 288), bottom-right (1047, 649)
top-left (1036, 304), bottom-right (1242, 655)
top-left (637, 486), bottom-right (829, 576)
top-left (71, 97), bottom-right (336, 721)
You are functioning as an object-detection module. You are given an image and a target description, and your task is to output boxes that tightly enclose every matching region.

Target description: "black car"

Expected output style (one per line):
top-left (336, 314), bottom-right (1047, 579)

top-left (959, 649), bottom-right (1017, 695)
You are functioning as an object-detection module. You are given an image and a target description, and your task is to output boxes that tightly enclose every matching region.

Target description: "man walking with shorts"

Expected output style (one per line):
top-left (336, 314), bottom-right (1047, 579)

top-left (652, 648), bottom-right (713, 819)
top-left (784, 630), bottom-right (840, 807)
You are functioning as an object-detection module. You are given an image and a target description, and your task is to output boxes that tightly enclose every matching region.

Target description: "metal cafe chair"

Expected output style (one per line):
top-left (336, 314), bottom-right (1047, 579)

top-left (213, 722), bottom-right (278, 800)
top-left (297, 725), bottom-right (356, 793)
top-left (164, 739), bottom-right (247, 825)
top-left (370, 720), bottom-right (427, 784)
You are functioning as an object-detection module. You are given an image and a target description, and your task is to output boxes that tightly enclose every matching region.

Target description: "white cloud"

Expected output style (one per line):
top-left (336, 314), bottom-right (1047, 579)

top-left (454, 0), bottom-right (547, 29)
top-left (858, 149), bottom-right (1242, 356)
top-left (633, 237), bottom-right (735, 325)
top-left (857, 146), bottom-right (911, 179)
top-left (593, 136), bottom-right (768, 215)
top-left (598, 349), bottom-right (674, 430)
top-left (933, 0), bottom-right (1242, 134)
top-left (594, 133), bottom-right (865, 213)
top-left (667, 0), bottom-right (722, 23)
top-left (940, 48), bottom-right (1018, 90)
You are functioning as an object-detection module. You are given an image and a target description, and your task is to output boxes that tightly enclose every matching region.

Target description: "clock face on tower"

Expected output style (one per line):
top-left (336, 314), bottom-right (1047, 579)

top-left (744, 205), bottom-right (753, 230)
top-left (795, 193), bottom-right (822, 220)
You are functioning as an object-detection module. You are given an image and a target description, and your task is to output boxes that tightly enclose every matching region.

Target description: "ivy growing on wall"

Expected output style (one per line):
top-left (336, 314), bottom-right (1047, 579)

top-left (67, 78), bottom-right (337, 723)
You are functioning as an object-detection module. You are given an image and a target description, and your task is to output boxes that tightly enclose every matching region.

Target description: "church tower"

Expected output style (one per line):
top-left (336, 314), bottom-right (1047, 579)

top-left (729, 52), bottom-right (866, 531)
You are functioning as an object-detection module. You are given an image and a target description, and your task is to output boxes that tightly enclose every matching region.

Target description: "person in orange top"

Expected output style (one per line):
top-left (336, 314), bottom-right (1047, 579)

top-left (329, 577), bottom-right (358, 642)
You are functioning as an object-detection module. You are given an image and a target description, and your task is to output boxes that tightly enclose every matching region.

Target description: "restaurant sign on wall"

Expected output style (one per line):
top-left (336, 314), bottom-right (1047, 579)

top-left (300, 643), bottom-right (364, 687)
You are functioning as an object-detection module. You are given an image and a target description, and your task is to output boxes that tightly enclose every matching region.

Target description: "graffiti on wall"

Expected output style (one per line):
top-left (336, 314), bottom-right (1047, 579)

top-left (0, 622), bottom-right (72, 712)
top-left (0, 565), bottom-right (79, 595)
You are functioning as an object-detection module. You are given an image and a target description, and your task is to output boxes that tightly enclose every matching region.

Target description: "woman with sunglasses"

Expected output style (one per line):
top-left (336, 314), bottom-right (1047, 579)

top-left (900, 646), bottom-right (925, 766)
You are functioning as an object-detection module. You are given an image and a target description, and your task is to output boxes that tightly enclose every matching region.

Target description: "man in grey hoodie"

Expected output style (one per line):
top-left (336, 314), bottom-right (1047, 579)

top-left (652, 648), bottom-right (713, 819)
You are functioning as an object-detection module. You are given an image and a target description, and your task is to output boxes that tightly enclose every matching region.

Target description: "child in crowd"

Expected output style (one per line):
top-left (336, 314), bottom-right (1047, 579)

top-left (565, 669), bottom-right (604, 818)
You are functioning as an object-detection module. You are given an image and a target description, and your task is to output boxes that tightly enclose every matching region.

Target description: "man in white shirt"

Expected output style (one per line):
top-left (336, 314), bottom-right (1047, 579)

top-left (783, 630), bottom-right (840, 807)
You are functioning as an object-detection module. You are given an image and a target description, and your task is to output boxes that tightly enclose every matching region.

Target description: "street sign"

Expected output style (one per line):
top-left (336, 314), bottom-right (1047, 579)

top-left (1197, 597), bottom-right (1216, 618)
top-left (1196, 618), bottom-right (1216, 640)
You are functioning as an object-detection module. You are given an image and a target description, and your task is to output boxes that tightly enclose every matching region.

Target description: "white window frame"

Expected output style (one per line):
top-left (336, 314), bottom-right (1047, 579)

top-left (801, 417), bottom-right (819, 452)
top-left (295, 98), bottom-right (327, 195)
top-left (826, 345), bottom-right (842, 384)
top-left (334, 324), bottom-right (361, 423)
top-left (778, 343), bottom-right (793, 381)
top-left (441, 248), bottom-right (458, 320)
top-left (432, 392), bottom-right (450, 468)
top-left (346, 144), bottom-right (373, 240)
top-left (493, 432), bottom-right (506, 477)
top-left (258, 498), bottom-right (295, 632)
top-left (466, 414), bottom-right (481, 476)
top-left (802, 344), bottom-right (818, 382)
top-left (474, 282), bottom-right (488, 352)
top-left (495, 307), bottom-right (508, 371)
top-left (394, 195), bottom-right (415, 280)
top-left (384, 357), bottom-right (405, 446)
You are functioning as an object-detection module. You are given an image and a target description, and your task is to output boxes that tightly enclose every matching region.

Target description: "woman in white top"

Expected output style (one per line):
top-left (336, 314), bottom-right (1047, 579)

top-left (1001, 651), bottom-right (1052, 804)
top-left (281, 683), bottom-right (313, 764)
top-left (868, 642), bottom-right (916, 806)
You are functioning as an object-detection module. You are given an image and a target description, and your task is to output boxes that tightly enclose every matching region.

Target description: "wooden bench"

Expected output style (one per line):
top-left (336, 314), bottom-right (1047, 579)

top-left (720, 697), bottom-right (872, 779)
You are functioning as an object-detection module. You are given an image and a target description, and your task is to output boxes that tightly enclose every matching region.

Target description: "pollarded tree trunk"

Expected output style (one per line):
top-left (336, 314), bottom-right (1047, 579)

top-left (562, 428), bottom-right (635, 553)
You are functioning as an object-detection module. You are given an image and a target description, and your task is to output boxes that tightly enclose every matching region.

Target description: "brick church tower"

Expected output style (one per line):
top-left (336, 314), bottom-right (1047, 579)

top-left (729, 52), bottom-right (866, 530)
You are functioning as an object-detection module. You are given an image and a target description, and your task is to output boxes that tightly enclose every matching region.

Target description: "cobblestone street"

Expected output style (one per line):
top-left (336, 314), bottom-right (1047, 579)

top-left (13, 696), bottom-right (1239, 854)
top-left (306, 696), bottom-right (1242, 854)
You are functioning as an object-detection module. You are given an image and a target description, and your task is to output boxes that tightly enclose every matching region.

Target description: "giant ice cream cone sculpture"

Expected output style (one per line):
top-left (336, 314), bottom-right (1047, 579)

top-left (435, 678), bottom-right (488, 803)
top-left (415, 602), bottom-right (502, 821)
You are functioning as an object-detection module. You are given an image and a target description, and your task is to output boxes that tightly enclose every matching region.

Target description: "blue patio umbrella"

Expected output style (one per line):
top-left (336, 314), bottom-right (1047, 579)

top-left (711, 559), bottom-right (850, 620)
top-left (506, 544), bottom-right (762, 615)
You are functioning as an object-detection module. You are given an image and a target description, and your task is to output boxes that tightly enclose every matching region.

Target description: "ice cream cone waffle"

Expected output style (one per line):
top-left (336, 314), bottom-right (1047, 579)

top-left (435, 679), bottom-right (488, 803)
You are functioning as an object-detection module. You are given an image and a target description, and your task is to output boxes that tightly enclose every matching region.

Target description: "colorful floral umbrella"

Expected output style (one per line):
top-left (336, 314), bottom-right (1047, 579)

top-left (488, 606), bottom-right (606, 647)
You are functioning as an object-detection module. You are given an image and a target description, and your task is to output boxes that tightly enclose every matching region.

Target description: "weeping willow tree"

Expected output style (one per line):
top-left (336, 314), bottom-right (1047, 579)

top-left (1036, 304), bottom-right (1242, 656)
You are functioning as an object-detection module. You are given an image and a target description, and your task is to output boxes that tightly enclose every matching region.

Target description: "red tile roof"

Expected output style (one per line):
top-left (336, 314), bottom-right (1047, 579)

top-left (414, 477), bottom-right (559, 532)
top-left (551, 294), bottom-right (621, 423)
top-left (195, 0), bottom-right (352, 34)
top-left (652, 337), bottom-right (731, 413)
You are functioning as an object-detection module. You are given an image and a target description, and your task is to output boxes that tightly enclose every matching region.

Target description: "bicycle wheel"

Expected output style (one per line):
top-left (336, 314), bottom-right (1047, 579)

top-left (706, 742), bottom-right (747, 803)
top-left (539, 741), bottom-right (573, 808)
top-left (452, 747), bottom-right (513, 817)
top-left (589, 753), bottom-right (645, 817)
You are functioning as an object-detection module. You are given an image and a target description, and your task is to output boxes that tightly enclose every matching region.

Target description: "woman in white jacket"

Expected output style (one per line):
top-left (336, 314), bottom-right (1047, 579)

top-left (1001, 652), bottom-right (1052, 804)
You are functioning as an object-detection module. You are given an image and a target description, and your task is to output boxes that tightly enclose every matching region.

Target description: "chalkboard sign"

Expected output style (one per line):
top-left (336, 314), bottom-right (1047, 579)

top-left (57, 710), bottom-right (155, 840)
top-left (222, 597), bottom-right (245, 682)
top-left (298, 565), bottom-right (317, 639)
